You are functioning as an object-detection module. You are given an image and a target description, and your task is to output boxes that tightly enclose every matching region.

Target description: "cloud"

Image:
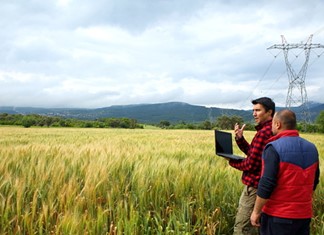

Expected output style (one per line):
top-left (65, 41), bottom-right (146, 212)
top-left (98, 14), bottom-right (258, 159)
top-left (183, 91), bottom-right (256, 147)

top-left (0, 0), bottom-right (324, 109)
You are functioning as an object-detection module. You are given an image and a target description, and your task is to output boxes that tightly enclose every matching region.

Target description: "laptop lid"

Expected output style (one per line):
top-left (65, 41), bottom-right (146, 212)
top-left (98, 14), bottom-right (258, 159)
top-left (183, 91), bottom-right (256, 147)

top-left (214, 130), bottom-right (244, 160)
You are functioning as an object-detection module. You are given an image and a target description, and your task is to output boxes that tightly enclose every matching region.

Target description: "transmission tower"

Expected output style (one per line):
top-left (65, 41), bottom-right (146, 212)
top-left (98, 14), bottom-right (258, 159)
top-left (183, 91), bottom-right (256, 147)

top-left (267, 34), bottom-right (324, 124)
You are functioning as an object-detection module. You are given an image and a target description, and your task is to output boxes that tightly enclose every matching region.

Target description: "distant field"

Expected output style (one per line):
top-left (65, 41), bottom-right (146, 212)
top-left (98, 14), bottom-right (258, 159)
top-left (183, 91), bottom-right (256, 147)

top-left (0, 127), bottom-right (323, 234)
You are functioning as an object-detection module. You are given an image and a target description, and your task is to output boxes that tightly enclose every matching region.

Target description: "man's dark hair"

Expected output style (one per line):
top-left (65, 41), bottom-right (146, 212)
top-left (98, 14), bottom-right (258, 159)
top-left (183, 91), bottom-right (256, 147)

top-left (252, 97), bottom-right (275, 117)
top-left (275, 109), bottom-right (297, 130)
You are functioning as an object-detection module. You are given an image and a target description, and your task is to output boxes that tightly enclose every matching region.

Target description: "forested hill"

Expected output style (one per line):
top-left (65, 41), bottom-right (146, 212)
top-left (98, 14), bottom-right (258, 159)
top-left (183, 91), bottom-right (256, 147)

top-left (0, 101), bottom-right (323, 124)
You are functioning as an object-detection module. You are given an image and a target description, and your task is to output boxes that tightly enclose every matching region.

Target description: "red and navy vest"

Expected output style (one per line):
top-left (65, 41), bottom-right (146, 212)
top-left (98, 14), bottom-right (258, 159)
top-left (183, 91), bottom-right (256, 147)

top-left (262, 136), bottom-right (319, 219)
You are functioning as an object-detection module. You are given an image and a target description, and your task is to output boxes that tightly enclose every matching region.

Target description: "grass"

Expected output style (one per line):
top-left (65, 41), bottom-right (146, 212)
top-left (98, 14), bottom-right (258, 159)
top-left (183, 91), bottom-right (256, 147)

top-left (0, 126), bottom-right (323, 234)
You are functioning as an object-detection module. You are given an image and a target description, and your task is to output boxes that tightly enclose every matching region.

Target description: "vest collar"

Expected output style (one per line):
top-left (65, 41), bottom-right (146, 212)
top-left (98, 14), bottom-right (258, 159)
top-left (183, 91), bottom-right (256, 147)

top-left (268, 130), bottom-right (299, 143)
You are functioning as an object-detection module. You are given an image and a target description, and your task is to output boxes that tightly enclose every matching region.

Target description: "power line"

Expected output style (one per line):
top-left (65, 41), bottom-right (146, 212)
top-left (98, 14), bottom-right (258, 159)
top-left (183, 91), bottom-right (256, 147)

top-left (239, 27), bottom-right (324, 111)
top-left (242, 52), bottom-right (279, 106)
top-left (267, 34), bottom-right (324, 126)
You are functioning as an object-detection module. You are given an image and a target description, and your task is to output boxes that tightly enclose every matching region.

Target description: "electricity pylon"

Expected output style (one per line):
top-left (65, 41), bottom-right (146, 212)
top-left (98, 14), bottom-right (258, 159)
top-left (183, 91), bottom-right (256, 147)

top-left (267, 34), bottom-right (324, 125)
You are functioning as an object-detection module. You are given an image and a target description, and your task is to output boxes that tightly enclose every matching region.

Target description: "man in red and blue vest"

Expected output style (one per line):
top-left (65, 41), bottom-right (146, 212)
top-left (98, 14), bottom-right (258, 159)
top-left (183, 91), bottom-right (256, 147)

top-left (251, 109), bottom-right (320, 235)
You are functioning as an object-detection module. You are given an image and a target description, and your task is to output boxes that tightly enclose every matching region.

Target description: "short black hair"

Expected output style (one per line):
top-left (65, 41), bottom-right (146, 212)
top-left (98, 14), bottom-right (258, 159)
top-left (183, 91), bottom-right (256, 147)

top-left (252, 97), bottom-right (275, 117)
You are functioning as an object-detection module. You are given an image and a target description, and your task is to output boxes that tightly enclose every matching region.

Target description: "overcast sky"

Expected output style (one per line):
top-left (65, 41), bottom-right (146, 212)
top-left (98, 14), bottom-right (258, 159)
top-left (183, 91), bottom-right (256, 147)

top-left (1, 0), bottom-right (324, 110)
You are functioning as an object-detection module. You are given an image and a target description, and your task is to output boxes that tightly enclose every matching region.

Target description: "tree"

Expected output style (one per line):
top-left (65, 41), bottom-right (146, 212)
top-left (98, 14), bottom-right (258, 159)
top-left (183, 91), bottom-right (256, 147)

top-left (315, 111), bottom-right (324, 133)
top-left (199, 120), bottom-right (212, 130)
top-left (21, 116), bottom-right (36, 128)
top-left (159, 120), bottom-right (171, 129)
top-left (215, 115), bottom-right (244, 130)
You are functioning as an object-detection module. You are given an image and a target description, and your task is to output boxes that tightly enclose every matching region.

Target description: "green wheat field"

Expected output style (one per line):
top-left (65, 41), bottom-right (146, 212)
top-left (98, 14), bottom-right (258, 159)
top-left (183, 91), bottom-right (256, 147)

top-left (0, 126), bottom-right (323, 234)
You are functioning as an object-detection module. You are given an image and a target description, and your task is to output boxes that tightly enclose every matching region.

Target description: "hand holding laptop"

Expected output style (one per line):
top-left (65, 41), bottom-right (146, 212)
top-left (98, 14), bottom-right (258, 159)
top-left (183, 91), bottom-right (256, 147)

top-left (214, 130), bottom-right (245, 160)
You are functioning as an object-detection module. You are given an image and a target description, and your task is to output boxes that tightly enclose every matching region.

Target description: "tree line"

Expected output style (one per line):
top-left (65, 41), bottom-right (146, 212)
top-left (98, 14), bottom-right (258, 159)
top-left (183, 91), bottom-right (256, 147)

top-left (1, 111), bottom-right (323, 132)
top-left (157, 115), bottom-right (248, 130)
top-left (158, 111), bottom-right (324, 133)
top-left (0, 113), bottom-right (143, 129)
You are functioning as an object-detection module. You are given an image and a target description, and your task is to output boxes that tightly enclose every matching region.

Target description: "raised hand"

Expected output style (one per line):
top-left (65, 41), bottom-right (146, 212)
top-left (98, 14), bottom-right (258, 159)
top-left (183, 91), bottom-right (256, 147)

top-left (234, 123), bottom-right (246, 139)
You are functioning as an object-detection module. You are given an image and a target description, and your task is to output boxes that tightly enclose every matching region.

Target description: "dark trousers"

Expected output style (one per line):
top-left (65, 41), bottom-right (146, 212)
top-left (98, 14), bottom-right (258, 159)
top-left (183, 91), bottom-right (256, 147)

top-left (260, 213), bottom-right (311, 235)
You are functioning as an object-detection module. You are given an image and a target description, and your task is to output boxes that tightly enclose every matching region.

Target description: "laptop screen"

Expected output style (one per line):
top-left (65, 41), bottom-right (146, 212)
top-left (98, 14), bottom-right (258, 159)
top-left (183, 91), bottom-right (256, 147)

top-left (215, 130), bottom-right (233, 155)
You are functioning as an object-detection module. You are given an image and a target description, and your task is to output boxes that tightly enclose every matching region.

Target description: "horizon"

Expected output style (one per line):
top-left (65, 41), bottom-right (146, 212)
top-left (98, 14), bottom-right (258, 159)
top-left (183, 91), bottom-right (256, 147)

top-left (1, 100), bottom-right (323, 111)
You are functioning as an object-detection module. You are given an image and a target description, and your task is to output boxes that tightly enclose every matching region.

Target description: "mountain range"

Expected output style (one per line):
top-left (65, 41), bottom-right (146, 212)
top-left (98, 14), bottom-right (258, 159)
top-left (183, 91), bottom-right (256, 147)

top-left (0, 102), bottom-right (323, 124)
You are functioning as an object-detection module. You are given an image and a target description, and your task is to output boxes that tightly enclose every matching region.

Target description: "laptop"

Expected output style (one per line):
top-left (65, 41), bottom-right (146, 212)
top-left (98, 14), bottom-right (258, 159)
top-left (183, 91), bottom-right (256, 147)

top-left (214, 130), bottom-right (245, 160)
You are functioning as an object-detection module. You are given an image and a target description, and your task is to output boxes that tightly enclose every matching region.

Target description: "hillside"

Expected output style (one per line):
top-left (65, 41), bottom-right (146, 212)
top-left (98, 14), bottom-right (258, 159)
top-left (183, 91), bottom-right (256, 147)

top-left (0, 102), bottom-right (323, 124)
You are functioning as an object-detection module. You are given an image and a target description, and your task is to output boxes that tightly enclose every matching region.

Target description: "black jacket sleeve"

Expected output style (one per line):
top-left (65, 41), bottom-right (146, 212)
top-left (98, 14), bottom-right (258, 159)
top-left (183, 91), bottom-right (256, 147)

top-left (257, 145), bottom-right (280, 199)
top-left (313, 164), bottom-right (320, 191)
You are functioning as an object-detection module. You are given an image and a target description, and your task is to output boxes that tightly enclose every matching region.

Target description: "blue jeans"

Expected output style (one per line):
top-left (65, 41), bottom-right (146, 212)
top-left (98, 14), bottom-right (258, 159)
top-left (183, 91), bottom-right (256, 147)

top-left (260, 213), bottom-right (311, 235)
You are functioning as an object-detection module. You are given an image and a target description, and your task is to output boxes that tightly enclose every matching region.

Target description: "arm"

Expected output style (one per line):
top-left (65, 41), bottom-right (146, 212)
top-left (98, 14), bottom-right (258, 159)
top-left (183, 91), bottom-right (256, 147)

top-left (234, 123), bottom-right (250, 155)
top-left (251, 145), bottom-right (279, 227)
top-left (235, 136), bottom-right (250, 155)
top-left (251, 196), bottom-right (268, 227)
top-left (313, 163), bottom-right (320, 191)
top-left (229, 129), bottom-right (270, 171)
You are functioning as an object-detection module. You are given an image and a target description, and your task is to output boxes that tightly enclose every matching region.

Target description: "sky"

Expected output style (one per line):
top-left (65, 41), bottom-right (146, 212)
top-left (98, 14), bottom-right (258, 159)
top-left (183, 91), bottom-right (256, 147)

top-left (1, 0), bottom-right (324, 110)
